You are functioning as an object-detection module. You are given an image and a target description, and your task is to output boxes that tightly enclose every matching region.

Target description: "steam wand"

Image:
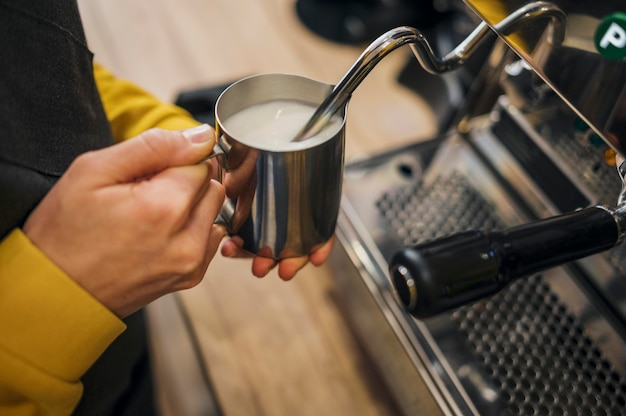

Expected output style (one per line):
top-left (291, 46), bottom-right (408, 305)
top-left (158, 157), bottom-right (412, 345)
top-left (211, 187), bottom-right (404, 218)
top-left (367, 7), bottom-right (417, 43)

top-left (292, 1), bottom-right (565, 141)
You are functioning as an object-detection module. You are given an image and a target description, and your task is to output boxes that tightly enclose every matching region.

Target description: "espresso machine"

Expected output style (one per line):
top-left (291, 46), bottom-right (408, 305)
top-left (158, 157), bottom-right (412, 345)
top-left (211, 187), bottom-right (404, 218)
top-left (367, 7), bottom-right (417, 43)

top-left (328, 1), bottom-right (626, 414)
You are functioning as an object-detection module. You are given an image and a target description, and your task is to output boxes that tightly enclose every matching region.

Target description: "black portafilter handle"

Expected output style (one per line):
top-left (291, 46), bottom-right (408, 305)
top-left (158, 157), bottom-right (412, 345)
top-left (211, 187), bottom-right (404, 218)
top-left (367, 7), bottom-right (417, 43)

top-left (389, 206), bottom-right (624, 319)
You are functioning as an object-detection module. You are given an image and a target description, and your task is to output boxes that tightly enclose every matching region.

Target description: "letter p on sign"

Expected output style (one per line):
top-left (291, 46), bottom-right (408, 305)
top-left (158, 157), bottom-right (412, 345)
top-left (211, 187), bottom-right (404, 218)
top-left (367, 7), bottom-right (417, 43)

top-left (595, 13), bottom-right (626, 60)
top-left (600, 23), bottom-right (626, 49)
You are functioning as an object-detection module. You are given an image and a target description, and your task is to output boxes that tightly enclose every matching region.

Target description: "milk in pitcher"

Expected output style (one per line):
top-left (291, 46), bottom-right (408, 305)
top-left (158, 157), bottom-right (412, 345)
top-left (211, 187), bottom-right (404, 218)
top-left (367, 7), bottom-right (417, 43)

top-left (222, 99), bottom-right (343, 151)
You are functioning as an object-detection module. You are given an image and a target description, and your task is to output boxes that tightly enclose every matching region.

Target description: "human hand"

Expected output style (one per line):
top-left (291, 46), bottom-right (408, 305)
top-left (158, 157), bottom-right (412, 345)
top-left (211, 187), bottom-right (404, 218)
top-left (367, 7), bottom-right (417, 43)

top-left (221, 236), bottom-right (336, 280)
top-left (23, 125), bottom-right (226, 318)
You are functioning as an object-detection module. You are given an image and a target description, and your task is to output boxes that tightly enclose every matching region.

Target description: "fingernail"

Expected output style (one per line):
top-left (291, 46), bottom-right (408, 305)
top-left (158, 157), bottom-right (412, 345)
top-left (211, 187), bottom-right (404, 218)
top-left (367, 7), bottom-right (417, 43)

top-left (182, 124), bottom-right (212, 144)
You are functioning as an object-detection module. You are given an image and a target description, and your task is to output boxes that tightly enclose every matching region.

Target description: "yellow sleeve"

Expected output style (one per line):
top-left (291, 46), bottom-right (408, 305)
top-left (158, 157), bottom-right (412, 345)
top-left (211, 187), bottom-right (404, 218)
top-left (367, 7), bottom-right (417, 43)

top-left (93, 63), bottom-right (200, 143)
top-left (0, 230), bottom-right (126, 416)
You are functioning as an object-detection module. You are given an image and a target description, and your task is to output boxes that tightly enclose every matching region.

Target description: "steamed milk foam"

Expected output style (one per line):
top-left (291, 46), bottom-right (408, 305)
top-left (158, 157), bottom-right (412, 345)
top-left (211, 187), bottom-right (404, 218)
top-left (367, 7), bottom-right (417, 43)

top-left (222, 99), bottom-right (343, 151)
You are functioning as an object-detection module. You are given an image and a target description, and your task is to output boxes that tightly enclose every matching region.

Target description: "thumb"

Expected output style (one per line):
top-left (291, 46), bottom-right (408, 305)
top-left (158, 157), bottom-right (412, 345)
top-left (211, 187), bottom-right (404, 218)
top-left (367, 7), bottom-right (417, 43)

top-left (96, 124), bottom-right (216, 184)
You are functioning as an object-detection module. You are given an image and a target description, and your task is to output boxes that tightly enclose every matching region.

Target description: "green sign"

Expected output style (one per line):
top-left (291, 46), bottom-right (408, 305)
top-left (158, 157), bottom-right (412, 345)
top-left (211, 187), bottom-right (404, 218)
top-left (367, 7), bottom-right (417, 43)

top-left (595, 12), bottom-right (626, 61)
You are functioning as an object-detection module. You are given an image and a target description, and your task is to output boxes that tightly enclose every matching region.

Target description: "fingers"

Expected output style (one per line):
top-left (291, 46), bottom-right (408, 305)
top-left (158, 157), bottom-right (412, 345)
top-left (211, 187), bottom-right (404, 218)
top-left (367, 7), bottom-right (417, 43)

top-left (276, 256), bottom-right (309, 281)
top-left (136, 163), bottom-right (215, 230)
top-left (309, 236), bottom-right (336, 266)
top-left (163, 177), bottom-right (226, 290)
top-left (189, 178), bottom-right (226, 227)
top-left (180, 177), bottom-right (226, 245)
top-left (207, 224), bottom-right (229, 261)
top-left (86, 124), bottom-right (217, 186)
top-left (221, 238), bottom-right (273, 277)
top-left (274, 238), bottom-right (335, 280)
top-left (221, 239), bottom-right (277, 277)
top-left (220, 236), bottom-right (249, 258)
top-left (252, 255), bottom-right (278, 278)
top-left (221, 236), bottom-right (337, 280)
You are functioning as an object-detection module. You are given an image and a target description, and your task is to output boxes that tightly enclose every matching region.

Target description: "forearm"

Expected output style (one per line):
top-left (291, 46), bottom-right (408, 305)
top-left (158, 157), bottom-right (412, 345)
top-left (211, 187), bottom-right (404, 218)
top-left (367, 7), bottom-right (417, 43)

top-left (0, 230), bottom-right (125, 416)
top-left (93, 63), bottom-right (200, 142)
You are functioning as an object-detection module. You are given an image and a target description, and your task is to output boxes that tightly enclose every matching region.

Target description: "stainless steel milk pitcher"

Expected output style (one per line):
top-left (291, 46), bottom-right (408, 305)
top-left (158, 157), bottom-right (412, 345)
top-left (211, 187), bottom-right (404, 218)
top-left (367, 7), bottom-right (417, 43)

top-left (209, 73), bottom-right (346, 259)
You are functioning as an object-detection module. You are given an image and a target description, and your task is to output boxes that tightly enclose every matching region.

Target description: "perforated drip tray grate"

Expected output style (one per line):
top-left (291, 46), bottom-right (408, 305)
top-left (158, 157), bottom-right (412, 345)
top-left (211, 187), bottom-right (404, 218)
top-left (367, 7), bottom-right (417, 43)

top-left (453, 275), bottom-right (626, 415)
top-left (377, 171), bottom-right (504, 246)
top-left (375, 170), bottom-right (626, 415)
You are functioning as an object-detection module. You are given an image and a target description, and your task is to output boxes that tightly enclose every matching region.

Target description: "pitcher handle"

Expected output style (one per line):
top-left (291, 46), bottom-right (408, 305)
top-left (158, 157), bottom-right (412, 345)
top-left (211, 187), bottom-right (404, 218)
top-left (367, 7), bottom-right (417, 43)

top-left (204, 135), bottom-right (231, 182)
top-left (203, 135), bottom-right (234, 228)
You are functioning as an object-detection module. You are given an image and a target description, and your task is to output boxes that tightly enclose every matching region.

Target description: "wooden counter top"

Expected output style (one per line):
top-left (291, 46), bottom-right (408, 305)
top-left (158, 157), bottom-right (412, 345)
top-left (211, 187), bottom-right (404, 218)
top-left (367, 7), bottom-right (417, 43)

top-left (78, 0), bottom-right (440, 414)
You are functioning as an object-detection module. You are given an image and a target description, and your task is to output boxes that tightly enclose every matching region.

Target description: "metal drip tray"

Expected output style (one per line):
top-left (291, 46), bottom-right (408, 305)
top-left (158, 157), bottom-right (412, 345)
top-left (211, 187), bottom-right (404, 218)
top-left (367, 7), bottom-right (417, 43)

top-left (453, 275), bottom-right (626, 415)
top-left (331, 116), bottom-right (626, 414)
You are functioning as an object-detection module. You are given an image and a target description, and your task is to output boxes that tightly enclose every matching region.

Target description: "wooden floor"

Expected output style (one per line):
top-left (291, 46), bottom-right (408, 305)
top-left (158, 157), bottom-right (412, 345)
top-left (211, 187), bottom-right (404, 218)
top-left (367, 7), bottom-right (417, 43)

top-left (77, 1), bottom-right (438, 415)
